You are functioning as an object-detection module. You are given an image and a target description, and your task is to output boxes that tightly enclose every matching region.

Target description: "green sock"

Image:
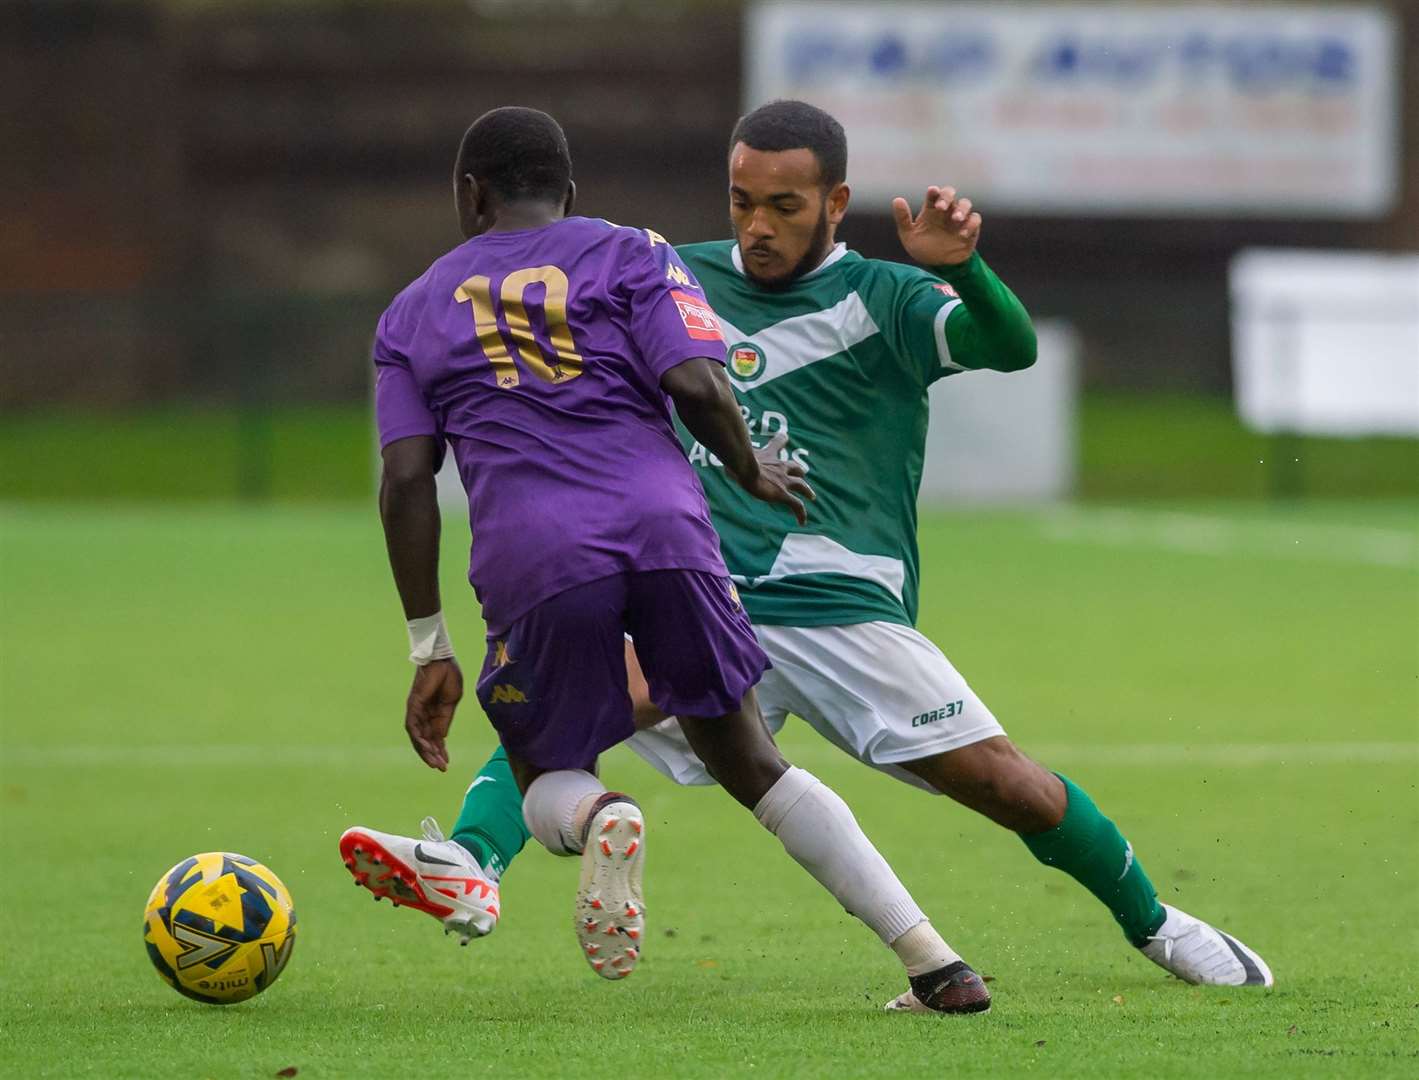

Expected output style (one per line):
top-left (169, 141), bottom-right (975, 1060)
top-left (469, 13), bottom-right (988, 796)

top-left (1019, 774), bottom-right (1166, 946)
top-left (450, 746), bottom-right (530, 880)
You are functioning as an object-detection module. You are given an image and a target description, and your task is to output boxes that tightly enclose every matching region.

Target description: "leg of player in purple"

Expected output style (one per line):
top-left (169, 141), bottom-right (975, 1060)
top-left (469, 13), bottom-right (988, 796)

top-left (499, 569), bottom-right (988, 1011)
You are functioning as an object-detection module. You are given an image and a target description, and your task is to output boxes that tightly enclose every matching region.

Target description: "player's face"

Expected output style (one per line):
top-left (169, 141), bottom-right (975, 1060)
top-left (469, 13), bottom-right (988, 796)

top-left (729, 143), bottom-right (849, 289)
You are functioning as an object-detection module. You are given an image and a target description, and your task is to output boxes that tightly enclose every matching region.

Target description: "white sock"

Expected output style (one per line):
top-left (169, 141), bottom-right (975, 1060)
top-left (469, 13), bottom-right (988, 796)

top-left (522, 770), bottom-right (607, 855)
top-left (753, 767), bottom-right (956, 961)
top-left (890, 920), bottom-right (961, 977)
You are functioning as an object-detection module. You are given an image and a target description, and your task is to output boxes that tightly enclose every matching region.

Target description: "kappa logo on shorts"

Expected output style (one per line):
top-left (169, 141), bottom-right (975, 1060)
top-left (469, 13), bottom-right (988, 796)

top-left (726, 581), bottom-right (742, 609)
top-left (493, 641), bottom-right (513, 667)
top-left (488, 684), bottom-right (528, 705)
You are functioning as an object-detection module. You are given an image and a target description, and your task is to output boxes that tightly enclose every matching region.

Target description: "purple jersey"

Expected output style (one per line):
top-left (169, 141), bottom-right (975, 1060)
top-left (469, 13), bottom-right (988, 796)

top-left (374, 216), bottom-right (730, 631)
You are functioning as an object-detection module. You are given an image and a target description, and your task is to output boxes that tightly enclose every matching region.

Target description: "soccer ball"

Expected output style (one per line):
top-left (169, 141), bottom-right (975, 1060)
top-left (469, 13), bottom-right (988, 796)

top-left (143, 852), bottom-right (296, 1004)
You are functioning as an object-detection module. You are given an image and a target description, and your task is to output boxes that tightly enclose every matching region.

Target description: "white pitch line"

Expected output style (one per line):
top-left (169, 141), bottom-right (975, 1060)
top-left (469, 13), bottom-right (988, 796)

top-left (0, 745), bottom-right (413, 768)
top-left (1024, 741), bottom-right (1419, 767)
top-left (2, 741), bottom-right (1415, 770)
top-left (1037, 508), bottom-right (1419, 569)
top-left (775, 740), bottom-right (1419, 769)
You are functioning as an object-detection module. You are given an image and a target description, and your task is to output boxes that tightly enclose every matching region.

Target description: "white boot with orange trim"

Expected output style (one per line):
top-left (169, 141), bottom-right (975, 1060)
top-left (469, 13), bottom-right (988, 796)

top-left (573, 794), bottom-right (646, 981)
top-left (339, 817), bottom-right (500, 945)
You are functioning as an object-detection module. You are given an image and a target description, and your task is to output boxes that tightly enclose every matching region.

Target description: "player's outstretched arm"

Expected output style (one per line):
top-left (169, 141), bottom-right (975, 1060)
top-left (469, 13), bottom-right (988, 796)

top-left (661, 357), bottom-right (815, 525)
top-left (892, 186), bottom-right (1036, 374)
top-left (380, 435), bottom-right (463, 771)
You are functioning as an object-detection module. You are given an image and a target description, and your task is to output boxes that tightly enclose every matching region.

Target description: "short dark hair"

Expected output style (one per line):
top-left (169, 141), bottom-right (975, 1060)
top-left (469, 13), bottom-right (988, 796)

top-left (455, 106), bottom-right (572, 204)
top-left (729, 100), bottom-right (847, 189)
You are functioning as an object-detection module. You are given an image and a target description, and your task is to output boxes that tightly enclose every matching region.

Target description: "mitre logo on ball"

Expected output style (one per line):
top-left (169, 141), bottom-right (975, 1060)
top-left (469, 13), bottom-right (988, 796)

top-left (729, 342), bottom-right (765, 381)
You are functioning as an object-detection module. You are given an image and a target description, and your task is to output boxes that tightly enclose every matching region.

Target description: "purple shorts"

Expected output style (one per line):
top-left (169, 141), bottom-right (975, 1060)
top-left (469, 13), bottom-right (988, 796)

top-left (475, 569), bottom-right (769, 771)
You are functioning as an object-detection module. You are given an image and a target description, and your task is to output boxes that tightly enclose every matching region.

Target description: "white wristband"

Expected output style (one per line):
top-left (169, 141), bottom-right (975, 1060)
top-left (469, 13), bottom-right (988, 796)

top-left (407, 611), bottom-right (455, 666)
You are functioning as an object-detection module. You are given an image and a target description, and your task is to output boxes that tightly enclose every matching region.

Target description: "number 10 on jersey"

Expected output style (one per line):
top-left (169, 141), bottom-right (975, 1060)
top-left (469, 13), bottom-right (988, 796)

top-left (454, 266), bottom-right (585, 389)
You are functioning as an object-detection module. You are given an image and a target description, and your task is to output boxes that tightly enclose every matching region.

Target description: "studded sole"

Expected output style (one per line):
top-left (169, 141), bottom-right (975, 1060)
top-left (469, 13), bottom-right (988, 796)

top-left (574, 802), bottom-right (645, 980)
top-left (337, 828), bottom-right (498, 946)
top-left (339, 830), bottom-right (455, 916)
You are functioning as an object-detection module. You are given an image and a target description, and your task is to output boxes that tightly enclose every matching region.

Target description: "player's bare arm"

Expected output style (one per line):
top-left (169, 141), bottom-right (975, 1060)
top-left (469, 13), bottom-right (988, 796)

top-left (661, 356), bottom-right (815, 524)
top-left (891, 185), bottom-right (981, 267)
top-left (379, 434), bottom-right (463, 772)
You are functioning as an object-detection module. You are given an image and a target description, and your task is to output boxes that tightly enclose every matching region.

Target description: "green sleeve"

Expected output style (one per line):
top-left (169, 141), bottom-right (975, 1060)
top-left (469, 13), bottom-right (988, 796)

top-left (931, 253), bottom-right (1037, 378)
top-left (885, 253), bottom-right (1037, 387)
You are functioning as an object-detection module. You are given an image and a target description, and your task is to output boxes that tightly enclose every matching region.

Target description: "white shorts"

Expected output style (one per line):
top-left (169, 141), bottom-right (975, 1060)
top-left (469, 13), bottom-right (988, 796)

top-left (627, 621), bottom-right (1006, 793)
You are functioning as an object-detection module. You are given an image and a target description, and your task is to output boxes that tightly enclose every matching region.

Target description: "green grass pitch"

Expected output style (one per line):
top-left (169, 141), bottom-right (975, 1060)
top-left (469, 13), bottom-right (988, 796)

top-left (1, 500), bottom-right (1416, 1077)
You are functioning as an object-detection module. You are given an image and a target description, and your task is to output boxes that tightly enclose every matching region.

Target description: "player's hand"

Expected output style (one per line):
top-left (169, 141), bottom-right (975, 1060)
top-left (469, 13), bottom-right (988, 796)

top-left (404, 657), bottom-right (463, 771)
top-left (891, 185), bottom-right (981, 267)
top-left (742, 431), bottom-right (815, 525)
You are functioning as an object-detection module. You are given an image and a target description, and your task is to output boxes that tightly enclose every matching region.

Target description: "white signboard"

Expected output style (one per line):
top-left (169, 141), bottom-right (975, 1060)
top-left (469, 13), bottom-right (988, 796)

top-left (746, 2), bottom-right (1398, 217)
top-left (1230, 250), bottom-right (1419, 437)
top-left (921, 321), bottom-right (1077, 504)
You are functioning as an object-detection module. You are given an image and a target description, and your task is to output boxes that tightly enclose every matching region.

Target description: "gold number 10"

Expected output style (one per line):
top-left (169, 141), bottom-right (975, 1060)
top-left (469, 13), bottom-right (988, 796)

top-left (454, 266), bottom-right (585, 389)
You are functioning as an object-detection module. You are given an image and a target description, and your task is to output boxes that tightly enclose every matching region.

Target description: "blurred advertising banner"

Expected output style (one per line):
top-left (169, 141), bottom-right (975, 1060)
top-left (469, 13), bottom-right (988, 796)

top-left (1230, 250), bottom-right (1419, 437)
top-left (746, 2), bottom-right (1399, 217)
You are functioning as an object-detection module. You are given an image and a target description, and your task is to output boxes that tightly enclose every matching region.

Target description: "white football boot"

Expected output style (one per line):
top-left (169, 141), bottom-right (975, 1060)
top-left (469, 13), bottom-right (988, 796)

top-left (339, 817), bottom-right (499, 945)
top-left (574, 795), bottom-right (645, 981)
top-left (1140, 903), bottom-right (1273, 986)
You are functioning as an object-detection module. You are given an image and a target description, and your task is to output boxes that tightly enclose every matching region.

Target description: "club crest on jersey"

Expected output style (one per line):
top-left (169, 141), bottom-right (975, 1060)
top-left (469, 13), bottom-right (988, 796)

top-left (728, 342), bottom-right (765, 381)
top-left (671, 290), bottom-right (722, 342)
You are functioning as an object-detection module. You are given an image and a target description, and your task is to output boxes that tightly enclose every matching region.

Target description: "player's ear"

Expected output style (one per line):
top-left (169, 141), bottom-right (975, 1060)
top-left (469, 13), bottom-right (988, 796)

top-left (826, 182), bottom-right (850, 225)
top-left (458, 174), bottom-right (492, 235)
top-left (562, 180), bottom-right (577, 217)
top-left (455, 173), bottom-right (480, 239)
top-left (467, 176), bottom-right (492, 219)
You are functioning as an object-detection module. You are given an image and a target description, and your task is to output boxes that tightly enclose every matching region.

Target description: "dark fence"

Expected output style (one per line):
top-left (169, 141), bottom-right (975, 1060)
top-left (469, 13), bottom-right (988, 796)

top-left (2, 0), bottom-right (1417, 410)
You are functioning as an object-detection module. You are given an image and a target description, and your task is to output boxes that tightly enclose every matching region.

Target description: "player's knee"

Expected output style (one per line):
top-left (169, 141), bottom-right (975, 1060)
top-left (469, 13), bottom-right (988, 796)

top-left (678, 699), bottom-right (788, 808)
top-left (988, 763), bottom-right (1063, 832)
top-left (692, 731), bottom-right (787, 809)
top-left (911, 739), bottom-right (1063, 831)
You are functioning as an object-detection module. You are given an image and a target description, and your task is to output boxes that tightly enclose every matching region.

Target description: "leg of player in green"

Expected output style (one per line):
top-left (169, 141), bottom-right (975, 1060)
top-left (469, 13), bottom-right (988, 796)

top-left (450, 745), bottom-right (530, 880)
top-left (900, 743), bottom-right (1160, 944)
top-left (1015, 775), bottom-right (1164, 945)
top-left (619, 632), bottom-right (1274, 995)
top-left (336, 746), bottom-right (529, 945)
top-left (899, 738), bottom-right (1271, 988)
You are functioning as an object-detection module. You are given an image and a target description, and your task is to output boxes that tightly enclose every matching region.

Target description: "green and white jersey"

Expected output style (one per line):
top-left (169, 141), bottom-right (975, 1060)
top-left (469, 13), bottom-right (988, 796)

top-left (676, 239), bottom-right (1036, 628)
